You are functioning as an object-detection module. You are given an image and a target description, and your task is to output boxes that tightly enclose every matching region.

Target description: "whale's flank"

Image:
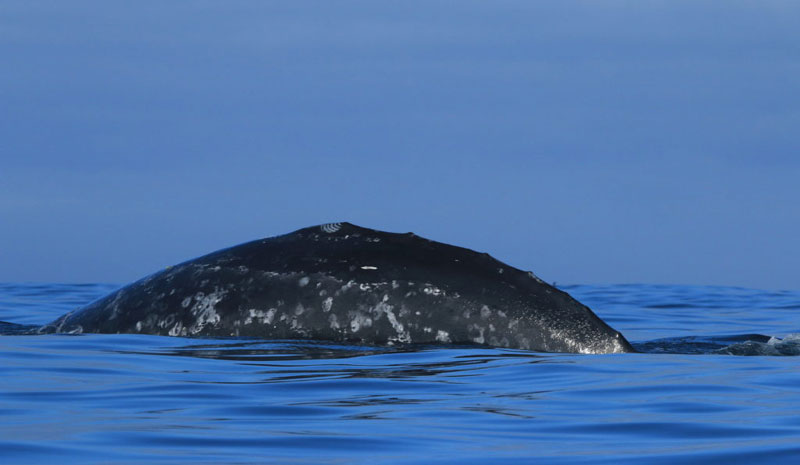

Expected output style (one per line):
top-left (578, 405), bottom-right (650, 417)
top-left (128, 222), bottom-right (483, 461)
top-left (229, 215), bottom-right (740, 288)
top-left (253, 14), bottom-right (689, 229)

top-left (41, 223), bottom-right (635, 354)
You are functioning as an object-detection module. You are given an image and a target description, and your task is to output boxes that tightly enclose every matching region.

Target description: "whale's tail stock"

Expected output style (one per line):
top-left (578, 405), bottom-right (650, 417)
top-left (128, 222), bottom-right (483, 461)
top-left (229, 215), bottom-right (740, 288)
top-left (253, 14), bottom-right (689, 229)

top-left (0, 320), bottom-right (41, 335)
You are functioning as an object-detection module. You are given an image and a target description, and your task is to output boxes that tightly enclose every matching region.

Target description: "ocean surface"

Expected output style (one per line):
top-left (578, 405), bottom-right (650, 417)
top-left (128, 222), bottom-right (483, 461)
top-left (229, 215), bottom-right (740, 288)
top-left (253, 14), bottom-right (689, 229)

top-left (1, 283), bottom-right (799, 464)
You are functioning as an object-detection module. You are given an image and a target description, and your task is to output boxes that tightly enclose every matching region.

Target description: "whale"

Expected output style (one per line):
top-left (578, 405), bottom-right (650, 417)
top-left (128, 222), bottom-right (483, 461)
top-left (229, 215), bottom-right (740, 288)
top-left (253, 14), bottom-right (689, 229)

top-left (38, 222), bottom-right (634, 354)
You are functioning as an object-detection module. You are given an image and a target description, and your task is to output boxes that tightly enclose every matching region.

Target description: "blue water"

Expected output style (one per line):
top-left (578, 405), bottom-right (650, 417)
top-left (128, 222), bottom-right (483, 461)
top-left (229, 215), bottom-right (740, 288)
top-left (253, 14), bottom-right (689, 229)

top-left (1, 283), bottom-right (799, 464)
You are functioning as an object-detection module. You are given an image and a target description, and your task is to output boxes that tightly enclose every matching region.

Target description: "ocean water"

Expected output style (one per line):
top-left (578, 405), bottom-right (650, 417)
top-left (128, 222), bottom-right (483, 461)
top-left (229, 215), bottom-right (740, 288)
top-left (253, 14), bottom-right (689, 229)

top-left (1, 283), bottom-right (799, 464)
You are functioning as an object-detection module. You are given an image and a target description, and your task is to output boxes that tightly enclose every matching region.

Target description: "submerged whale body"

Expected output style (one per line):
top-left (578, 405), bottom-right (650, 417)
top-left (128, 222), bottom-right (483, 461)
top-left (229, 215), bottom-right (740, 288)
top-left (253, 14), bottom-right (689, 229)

top-left (43, 223), bottom-right (634, 354)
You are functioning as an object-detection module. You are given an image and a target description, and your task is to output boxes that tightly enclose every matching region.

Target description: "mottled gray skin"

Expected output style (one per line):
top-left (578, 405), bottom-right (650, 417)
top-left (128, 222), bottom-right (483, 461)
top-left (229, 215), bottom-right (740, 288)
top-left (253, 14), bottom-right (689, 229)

top-left (43, 223), bottom-right (634, 354)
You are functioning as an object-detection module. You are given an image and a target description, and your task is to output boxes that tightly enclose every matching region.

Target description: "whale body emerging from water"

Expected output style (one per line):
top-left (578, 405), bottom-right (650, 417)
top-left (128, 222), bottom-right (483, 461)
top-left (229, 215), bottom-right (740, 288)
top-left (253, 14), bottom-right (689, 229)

top-left (41, 223), bottom-right (634, 354)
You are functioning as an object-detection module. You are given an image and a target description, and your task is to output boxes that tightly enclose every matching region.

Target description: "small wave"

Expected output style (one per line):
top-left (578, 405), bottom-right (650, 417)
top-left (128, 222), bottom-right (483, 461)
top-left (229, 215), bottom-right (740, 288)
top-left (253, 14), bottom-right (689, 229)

top-left (634, 333), bottom-right (800, 356)
top-left (716, 334), bottom-right (800, 356)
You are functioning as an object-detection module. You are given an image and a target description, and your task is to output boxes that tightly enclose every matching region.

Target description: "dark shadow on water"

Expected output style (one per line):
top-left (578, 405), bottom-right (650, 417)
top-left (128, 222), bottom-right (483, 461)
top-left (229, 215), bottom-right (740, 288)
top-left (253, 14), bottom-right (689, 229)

top-left (112, 338), bottom-right (546, 362)
top-left (122, 339), bottom-right (408, 362)
top-left (109, 339), bottom-right (550, 384)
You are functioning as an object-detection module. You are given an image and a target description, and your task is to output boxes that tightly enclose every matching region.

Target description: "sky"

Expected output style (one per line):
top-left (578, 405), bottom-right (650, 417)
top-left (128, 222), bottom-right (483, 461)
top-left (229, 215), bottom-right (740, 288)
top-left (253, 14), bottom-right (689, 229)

top-left (1, 1), bottom-right (798, 289)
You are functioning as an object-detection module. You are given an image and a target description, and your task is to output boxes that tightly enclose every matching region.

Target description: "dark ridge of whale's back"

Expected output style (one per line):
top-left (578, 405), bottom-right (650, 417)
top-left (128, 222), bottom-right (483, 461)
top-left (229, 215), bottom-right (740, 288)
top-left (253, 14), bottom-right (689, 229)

top-left (42, 222), bottom-right (635, 354)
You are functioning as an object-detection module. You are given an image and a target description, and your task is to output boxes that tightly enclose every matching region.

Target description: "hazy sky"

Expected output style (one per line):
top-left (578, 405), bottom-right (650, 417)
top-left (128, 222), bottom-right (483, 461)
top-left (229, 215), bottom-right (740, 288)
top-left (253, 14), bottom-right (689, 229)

top-left (1, 1), bottom-right (798, 289)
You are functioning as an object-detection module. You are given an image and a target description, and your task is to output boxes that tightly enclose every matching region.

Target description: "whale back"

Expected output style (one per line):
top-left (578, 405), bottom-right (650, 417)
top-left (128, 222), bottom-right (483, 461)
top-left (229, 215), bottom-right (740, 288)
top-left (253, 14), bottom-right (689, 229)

top-left (45, 223), bottom-right (634, 354)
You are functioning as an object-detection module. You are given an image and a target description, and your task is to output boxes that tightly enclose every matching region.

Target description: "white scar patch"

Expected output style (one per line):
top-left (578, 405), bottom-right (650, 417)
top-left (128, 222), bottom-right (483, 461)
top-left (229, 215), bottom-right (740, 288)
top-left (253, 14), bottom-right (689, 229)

top-left (321, 223), bottom-right (342, 233)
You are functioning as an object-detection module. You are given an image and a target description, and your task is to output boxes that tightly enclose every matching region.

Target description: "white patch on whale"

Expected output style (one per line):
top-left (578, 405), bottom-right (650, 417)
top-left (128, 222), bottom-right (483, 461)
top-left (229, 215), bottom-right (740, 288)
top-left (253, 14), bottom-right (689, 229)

top-left (469, 324), bottom-right (486, 344)
top-left (321, 223), bottom-right (342, 233)
top-left (350, 313), bottom-right (372, 332)
top-left (168, 322), bottom-right (185, 336)
top-left (423, 286), bottom-right (443, 296)
top-left (480, 305), bottom-right (492, 319)
top-left (186, 289), bottom-right (226, 335)
top-left (375, 301), bottom-right (411, 343)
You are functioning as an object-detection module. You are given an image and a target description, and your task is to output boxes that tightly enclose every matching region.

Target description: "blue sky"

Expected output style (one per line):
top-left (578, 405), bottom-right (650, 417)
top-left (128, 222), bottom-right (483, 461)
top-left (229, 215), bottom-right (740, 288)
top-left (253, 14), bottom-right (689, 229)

top-left (1, 1), bottom-right (798, 288)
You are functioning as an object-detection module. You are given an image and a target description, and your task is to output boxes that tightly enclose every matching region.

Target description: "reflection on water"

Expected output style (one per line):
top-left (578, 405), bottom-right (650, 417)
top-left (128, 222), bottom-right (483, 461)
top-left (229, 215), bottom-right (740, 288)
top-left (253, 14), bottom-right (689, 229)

top-left (118, 339), bottom-right (407, 361)
top-left (118, 339), bottom-right (550, 385)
